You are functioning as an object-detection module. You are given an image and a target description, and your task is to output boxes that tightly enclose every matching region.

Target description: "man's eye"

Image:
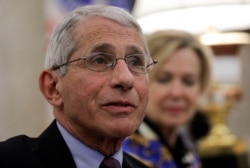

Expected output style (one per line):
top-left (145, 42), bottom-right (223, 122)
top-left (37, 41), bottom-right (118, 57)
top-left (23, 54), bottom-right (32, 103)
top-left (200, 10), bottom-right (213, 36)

top-left (89, 55), bottom-right (111, 65)
top-left (127, 56), bottom-right (144, 67)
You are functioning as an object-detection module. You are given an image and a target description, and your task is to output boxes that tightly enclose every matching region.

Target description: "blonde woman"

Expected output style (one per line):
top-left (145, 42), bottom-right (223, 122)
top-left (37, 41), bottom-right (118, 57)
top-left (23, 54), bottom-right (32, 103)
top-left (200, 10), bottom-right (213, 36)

top-left (123, 30), bottom-right (212, 168)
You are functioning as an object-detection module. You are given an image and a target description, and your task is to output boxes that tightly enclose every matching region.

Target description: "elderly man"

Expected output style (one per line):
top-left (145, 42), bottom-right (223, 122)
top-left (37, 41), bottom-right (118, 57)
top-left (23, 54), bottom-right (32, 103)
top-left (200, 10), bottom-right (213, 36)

top-left (0, 5), bottom-right (156, 168)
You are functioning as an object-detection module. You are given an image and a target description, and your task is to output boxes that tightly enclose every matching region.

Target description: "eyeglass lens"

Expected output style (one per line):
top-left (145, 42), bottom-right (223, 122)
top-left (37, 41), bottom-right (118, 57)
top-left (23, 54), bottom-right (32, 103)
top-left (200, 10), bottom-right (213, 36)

top-left (85, 53), bottom-right (153, 73)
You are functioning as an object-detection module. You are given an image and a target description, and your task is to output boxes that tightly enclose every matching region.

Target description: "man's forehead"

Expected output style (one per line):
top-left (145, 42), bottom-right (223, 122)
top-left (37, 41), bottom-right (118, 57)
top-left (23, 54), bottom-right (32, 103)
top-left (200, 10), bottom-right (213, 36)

top-left (72, 18), bottom-right (145, 54)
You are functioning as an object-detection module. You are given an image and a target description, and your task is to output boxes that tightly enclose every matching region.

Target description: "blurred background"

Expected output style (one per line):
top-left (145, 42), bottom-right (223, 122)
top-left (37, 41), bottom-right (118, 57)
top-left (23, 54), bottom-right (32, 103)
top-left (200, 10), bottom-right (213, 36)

top-left (0, 0), bottom-right (250, 167)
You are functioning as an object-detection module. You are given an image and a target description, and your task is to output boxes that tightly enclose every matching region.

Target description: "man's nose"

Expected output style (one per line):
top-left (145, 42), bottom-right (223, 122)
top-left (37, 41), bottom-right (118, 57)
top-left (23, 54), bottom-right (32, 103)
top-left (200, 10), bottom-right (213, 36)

top-left (110, 59), bottom-right (134, 91)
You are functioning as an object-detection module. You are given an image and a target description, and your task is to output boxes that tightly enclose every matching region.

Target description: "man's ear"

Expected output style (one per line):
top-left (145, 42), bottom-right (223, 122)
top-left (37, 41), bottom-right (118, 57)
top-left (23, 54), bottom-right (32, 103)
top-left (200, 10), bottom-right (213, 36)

top-left (39, 70), bottom-right (62, 107)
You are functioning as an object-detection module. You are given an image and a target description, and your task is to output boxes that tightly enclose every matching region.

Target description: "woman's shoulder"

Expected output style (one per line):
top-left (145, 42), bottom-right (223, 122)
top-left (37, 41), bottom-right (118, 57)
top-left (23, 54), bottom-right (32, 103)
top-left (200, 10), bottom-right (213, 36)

top-left (123, 129), bottom-right (177, 168)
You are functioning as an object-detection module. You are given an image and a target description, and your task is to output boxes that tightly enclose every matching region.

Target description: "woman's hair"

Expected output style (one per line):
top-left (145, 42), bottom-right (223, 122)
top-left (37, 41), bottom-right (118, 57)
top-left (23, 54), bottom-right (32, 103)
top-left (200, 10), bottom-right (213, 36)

top-left (45, 5), bottom-right (149, 76)
top-left (147, 29), bottom-right (213, 93)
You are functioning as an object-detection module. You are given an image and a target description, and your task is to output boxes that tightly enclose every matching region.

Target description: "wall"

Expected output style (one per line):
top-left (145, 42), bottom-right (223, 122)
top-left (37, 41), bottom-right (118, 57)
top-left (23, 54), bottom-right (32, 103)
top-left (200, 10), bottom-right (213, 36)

top-left (0, 1), bottom-right (50, 140)
top-left (228, 45), bottom-right (250, 160)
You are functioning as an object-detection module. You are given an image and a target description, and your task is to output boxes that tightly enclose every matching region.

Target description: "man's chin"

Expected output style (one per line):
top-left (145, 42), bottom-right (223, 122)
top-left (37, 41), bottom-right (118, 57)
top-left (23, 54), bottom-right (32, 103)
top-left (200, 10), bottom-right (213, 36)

top-left (111, 127), bottom-right (136, 138)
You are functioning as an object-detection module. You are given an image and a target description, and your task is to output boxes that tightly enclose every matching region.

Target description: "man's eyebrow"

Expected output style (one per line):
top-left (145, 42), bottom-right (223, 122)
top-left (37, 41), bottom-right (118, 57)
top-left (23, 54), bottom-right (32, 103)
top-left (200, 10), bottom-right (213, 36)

top-left (126, 45), bottom-right (144, 55)
top-left (90, 44), bottom-right (145, 55)
top-left (90, 44), bottom-right (115, 52)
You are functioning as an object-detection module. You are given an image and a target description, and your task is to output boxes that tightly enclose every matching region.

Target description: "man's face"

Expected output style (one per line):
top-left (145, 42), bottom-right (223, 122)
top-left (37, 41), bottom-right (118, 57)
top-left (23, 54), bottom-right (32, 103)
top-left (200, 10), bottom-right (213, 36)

top-left (57, 17), bottom-right (149, 140)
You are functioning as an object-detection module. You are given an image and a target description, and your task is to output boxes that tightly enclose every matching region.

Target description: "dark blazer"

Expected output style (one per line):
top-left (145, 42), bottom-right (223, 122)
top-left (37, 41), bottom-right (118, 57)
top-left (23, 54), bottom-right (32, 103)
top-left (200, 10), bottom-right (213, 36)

top-left (0, 120), bottom-right (148, 168)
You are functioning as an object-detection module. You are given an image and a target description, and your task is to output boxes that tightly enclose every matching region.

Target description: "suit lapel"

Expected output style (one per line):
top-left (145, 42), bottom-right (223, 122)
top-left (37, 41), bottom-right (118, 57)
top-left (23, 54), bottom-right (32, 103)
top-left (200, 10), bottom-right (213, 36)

top-left (37, 121), bottom-right (148, 168)
top-left (38, 120), bottom-right (76, 168)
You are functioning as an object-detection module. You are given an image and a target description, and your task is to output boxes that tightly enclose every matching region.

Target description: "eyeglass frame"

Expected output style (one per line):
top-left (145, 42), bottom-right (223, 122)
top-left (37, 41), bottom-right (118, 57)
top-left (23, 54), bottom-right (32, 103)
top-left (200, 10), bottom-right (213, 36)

top-left (51, 52), bottom-right (157, 74)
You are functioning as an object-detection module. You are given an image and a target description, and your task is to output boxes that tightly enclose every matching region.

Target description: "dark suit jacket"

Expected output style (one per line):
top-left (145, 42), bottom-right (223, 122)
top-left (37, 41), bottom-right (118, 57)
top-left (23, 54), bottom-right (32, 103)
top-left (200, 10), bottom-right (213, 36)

top-left (0, 120), bottom-right (148, 168)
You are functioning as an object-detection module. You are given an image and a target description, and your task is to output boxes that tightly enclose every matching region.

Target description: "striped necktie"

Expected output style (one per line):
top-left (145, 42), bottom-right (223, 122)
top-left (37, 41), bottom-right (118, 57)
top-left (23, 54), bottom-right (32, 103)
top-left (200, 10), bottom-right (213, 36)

top-left (99, 157), bottom-right (121, 168)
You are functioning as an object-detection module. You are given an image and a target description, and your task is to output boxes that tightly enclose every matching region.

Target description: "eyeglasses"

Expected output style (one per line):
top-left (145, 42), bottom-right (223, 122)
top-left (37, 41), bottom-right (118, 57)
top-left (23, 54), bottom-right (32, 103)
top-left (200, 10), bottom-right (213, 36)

top-left (51, 52), bottom-right (157, 74)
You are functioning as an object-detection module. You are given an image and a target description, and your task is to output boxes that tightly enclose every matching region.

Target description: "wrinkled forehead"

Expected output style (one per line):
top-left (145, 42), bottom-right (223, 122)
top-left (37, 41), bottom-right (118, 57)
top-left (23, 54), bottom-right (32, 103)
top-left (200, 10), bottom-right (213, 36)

top-left (72, 17), bottom-right (147, 55)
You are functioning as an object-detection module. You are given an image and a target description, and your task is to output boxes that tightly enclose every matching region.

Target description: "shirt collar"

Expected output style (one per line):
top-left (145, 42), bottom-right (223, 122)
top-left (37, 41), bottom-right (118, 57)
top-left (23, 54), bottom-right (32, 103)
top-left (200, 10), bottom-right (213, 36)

top-left (57, 121), bottom-right (123, 167)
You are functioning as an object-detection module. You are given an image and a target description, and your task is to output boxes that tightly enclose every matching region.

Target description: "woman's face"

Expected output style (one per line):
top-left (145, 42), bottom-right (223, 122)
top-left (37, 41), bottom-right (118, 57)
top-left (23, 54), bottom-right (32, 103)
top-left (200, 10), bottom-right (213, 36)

top-left (147, 47), bottom-right (201, 128)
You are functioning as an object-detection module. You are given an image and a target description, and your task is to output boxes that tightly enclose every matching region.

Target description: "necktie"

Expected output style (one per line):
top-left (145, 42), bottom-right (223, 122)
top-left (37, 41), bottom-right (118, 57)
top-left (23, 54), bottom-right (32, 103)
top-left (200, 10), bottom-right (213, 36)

top-left (99, 157), bottom-right (121, 168)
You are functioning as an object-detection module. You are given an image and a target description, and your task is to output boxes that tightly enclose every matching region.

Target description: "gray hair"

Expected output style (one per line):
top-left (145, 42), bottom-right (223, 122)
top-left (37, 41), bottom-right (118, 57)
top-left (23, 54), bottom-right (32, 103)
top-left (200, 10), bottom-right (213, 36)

top-left (45, 5), bottom-right (148, 76)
